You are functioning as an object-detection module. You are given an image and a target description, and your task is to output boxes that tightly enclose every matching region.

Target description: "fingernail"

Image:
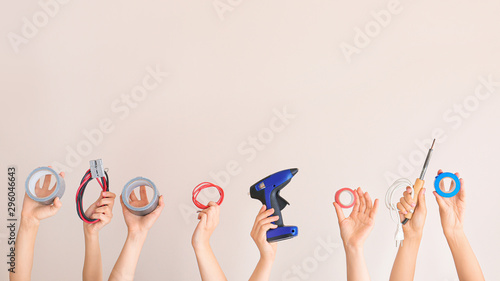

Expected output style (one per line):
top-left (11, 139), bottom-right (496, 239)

top-left (411, 203), bottom-right (416, 207)
top-left (403, 211), bottom-right (407, 214)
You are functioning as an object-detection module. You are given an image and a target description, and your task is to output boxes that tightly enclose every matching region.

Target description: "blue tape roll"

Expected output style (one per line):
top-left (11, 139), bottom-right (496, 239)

top-left (434, 172), bottom-right (460, 198)
top-left (25, 167), bottom-right (65, 205)
top-left (122, 177), bottom-right (159, 216)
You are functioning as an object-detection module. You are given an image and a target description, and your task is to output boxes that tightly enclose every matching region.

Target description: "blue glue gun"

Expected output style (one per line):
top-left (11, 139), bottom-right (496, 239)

top-left (250, 168), bottom-right (299, 242)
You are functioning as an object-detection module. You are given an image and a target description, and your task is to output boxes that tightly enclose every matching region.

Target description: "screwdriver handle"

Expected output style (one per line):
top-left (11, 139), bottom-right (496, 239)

top-left (404, 178), bottom-right (424, 220)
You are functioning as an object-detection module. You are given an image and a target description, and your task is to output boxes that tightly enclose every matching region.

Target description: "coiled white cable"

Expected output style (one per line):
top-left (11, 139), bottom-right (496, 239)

top-left (385, 178), bottom-right (413, 247)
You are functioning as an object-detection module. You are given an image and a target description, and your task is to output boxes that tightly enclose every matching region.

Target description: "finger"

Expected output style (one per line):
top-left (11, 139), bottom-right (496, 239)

top-left (90, 213), bottom-right (104, 220)
top-left (103, 191), bottom-right (116, 199)
top-left (259, 204), bottom-right (266, 213)
top-left (415, 188), bottom-right (426, 214)
top-left (258, 216), bottom-right (280, 227)
top-left (399, 197), bottom-right (413, 213)
top-left (357, 187), bottom-right (366, 214)
top-left (433, 191), bottom-right (446, 207)
top-left (364, 192), bottom-right (373, 214)
top-left (42, 174), bottom-right (51, 189)
top-left (333, 202), bottom-right (346, 223)
top-left (403, 189), bottom-right (416, 208)
top-left (370, 198), bottom-right (379, 219)
top-left (457, 177), bottom-right (465, 200)
top-left (397, 202), bottom-right (408, 214)
top-left (59, 171), bottom-right (65, 178)
top-left (260, 222), bottom-right (279, 233)
top-left (140, 185), bottom-right (148, 201)
top-left (257, 208), bottom-right (275, 221)
top-left (94, 206), bottom-right (112, 214)
top-left (258, 223), bottom-right (277, 238)
top-left (98, 198), bottom-right (115, 207)
top-left (437, 169), bottom-right (443, 175)
top-left (50, 197), bottom-right (62, 214)
top-left (439, 176), bottom-right (446, 191)
top-left (130, 190), bottom-right (139, 202)
top-left (207, 201), bottom-right (219, 216)
top-left (99, 215), bottom-right (111, 224)
top-left (198, 211), bottom-right (207, 223)
top-left (150, 195), bottom-right (165, 216)
top-left (352, 188), bottom-right (361, 214)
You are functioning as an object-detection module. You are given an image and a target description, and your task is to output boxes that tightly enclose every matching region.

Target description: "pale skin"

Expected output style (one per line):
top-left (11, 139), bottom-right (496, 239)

top-left (191, 201), bottom-right (227, 281)
top-left (109, 186), bottom-right (164, 281)
top-left (389, 185), bottom-right (427, 281)
top-left (82, 191), bottom-right (116, 281)
top-left (248, 205), bottom-right (279, 281)
top-left (9, 168), bottom-right (64, 281)
top-left (333, 187), bottom-right (379, 281)
top-left (433, 170), bottom-right (485, 281)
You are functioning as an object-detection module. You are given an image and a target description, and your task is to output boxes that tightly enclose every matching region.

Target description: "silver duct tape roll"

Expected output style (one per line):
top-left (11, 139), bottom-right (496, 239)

top-left (122, 177), bottom-right (159, 216)
top-left (25, 167), bottom-right (65, 205)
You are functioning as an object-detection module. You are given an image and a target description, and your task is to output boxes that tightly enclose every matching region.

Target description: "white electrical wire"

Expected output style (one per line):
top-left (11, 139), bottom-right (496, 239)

top-left (385, 178), bottom-right (413, 247)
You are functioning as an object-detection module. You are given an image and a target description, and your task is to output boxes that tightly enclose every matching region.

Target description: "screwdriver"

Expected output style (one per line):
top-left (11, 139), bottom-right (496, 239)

top-left (402, 139), bottom-right (435, 225)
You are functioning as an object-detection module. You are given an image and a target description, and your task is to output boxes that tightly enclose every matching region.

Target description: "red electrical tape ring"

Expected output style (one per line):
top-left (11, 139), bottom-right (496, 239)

top-left (335, 188), bottom-right (357, 209)
top-left (192, 182), bottom-right (224, 209)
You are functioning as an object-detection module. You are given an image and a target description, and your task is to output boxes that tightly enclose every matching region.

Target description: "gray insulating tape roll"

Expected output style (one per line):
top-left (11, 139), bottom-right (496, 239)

top-left (122, 177), bottom-right (159, 216)
top-left (25, 167), bottom-right (65, 205)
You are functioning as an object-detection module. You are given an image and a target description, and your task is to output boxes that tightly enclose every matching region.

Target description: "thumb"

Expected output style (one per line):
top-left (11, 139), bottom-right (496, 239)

top-left (415, 188), bottom-right (426, 213)
top-left (48, 197), bottom-right (62, 216)
top-left (333, 202), bottom-right (345, 224)
top-left (433, 190), bottom-right (446, 208)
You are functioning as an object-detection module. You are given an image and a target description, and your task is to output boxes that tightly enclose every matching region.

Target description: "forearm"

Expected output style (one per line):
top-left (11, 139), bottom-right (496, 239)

top-left (389, 236), bottom-right (421, 281)
top-left (83, 231), bottom-right (103, 281)
top-left (9, 217), bottom-right (39, 281)
top-left (193, 243), bottom-right (227, 281)
top-left (108, 231), bottom-right (147, 281)
top-left (445, 229), bottom-right (485, 281)
top-left (344, 246), bottom-right (370, 281)
top-left (248, 256), bottom-right (274, 281)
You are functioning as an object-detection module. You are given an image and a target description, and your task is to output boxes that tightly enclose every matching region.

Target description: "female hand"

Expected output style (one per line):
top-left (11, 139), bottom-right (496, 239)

top-left (250, 205), bottom-right (279, 260)
top-left (121, 186), bottom-right (164, 234)
top-left (433, 170), bottom-right (466, 234)
top-left (21, 168), bottom-right (64, 223)
top-left (83, 191), bottom-right (116, 235)
top-left (333, 187), bottom-right (379, 249)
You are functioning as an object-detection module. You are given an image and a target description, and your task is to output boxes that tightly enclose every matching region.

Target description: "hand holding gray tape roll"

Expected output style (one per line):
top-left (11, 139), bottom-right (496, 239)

top-left (25, 167), bottom-right (65, 205)
top-left (122, 177), bottom-right (159, 216)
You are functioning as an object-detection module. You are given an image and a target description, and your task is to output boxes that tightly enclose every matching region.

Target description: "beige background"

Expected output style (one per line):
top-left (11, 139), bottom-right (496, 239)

top-left (1, 0), bottom-right (500, 280)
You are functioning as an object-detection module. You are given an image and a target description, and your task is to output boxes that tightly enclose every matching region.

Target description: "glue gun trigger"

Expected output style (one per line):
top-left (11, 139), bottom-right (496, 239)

top-left (277, 194), bottom-right (289, 211)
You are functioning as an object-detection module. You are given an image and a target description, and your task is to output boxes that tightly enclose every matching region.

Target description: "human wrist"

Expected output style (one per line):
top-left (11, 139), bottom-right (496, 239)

top-left (259, 250), bottom-right (276, 262)
top-left (128, 229), bottom-right (148, 241)
top-left (444, 228), bottom-right (466, 247)
top-left (21, 215), bottom-right (40, 229)
top-left (443, 225), bottom-right (464, 238)
top-left (344, 243), bottom-right (363, 254)
top-left (192, 239), bottom-right (210, 251)
top-left (83, 227), bottom-right (99, 239)
top-left (404, 230), bottom-right (423, 241)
